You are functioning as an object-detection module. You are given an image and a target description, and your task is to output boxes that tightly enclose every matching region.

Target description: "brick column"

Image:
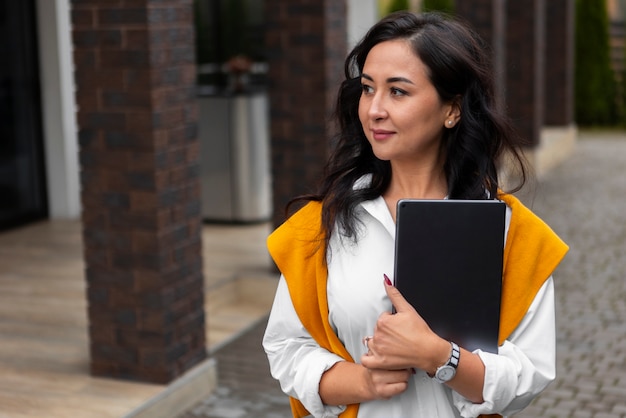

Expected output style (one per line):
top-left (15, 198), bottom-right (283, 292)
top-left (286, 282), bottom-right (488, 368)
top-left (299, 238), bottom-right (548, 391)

top-left (455, 0), bottom-right (506, 109)
top-left (504, 0), bottom-right (546, 146)
top-left (458, 0), bottom-right (547, 145)
top-left (455, 0), bottom-right (499, 49)
top-left (265, 1), bottom-right (347, 226)
top-left (544, 0), bottom-right (575, 126)
top-left (72, 0), bottom-right (206, 383)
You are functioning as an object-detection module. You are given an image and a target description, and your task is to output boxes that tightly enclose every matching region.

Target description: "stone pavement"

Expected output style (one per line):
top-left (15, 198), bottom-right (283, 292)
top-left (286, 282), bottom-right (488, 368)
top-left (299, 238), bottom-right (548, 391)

top-left (176, 317), bottom-right (292, 418)
top-left (177, 131), bottom-right (626, 418)
top-left (514, 131), bottom-right (626, 418)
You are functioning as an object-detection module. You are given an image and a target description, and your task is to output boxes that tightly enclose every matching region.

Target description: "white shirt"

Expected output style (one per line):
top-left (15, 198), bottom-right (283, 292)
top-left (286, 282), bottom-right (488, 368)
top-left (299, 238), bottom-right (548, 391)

top-left (263, 196), bottom-right (556, 418)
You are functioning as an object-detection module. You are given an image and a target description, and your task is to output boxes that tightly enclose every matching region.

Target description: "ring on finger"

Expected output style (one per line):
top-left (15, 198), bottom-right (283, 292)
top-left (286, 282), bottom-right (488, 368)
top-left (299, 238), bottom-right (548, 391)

top-left (362, 335), bottom-right (373, 349)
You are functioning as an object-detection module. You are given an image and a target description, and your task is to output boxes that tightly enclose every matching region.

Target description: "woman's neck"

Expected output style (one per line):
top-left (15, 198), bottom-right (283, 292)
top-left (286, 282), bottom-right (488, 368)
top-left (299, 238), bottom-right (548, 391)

top-left (383, 161), bottom-right (448, 222)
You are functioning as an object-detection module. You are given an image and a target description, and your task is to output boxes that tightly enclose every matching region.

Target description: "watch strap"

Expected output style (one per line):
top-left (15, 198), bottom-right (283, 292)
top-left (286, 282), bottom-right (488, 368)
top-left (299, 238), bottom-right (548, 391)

top-left (431, 341), bottom-right (460, 383)
top-left (448, 341), bottom-right (460, 369)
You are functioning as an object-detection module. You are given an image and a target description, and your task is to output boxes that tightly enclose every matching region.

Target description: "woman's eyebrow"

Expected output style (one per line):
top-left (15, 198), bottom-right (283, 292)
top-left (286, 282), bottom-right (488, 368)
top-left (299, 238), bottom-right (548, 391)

top-left (360, 73), bottom-right (414, 85)
top-left (387, 76), bottom-right (414, 84)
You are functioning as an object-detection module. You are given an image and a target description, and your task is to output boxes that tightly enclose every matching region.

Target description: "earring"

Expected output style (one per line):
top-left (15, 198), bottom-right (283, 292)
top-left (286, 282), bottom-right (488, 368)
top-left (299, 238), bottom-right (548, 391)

top-left (447, 120), bottom-right (454, 126)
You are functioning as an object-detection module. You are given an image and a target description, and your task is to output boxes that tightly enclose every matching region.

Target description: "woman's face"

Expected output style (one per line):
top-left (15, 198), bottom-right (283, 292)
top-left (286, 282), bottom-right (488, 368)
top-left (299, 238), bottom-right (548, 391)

top-left (358, 39), bottom-right (456, 165)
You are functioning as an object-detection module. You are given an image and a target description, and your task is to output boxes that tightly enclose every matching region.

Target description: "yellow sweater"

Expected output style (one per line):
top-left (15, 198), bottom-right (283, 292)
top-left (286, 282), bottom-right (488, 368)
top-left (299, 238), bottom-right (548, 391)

top-left (267, 193), bottom-right (568, 418)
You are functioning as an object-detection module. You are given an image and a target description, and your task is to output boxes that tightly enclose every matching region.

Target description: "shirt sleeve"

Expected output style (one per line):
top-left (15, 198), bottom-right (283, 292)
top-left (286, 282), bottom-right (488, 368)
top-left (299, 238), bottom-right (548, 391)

top-left (453, 276), bottom-right (556, 417)
top-left (262, 276), bottom-right (347, 418)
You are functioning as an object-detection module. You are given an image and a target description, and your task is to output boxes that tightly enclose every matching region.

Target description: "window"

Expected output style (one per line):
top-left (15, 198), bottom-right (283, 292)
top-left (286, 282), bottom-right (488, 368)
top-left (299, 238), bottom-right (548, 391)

top-left (194, 0), bottom-right (267, 94)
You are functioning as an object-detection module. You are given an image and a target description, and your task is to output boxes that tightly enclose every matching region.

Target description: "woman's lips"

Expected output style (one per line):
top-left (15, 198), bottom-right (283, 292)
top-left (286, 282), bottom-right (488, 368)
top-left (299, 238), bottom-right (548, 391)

top-left (371, 129), bottom-right (395, 141)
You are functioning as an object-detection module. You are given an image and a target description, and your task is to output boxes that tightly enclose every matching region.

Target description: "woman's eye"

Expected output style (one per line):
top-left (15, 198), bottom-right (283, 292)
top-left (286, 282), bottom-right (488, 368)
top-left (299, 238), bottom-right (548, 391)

top-left (390, 87), bottom-right (407, 96)
top-left (361, 84), bottom-right (373, 94)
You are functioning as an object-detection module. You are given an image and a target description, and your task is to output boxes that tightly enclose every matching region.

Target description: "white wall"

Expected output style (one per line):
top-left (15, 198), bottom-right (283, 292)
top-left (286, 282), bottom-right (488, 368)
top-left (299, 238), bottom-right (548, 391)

top-left (347, 0), bottom-right (379, 48)
top-left (36, 0), bottom-right (81, 219)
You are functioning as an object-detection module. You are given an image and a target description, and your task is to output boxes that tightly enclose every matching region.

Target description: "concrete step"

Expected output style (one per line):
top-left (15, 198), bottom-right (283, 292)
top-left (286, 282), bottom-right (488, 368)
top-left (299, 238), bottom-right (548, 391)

top-left (206, 273), bottom-right (278, 353)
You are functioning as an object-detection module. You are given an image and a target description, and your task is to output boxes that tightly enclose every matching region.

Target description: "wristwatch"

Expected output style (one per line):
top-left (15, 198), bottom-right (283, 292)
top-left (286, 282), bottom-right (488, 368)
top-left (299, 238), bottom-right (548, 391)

top-left (431, 341), bottom-right (460, 384)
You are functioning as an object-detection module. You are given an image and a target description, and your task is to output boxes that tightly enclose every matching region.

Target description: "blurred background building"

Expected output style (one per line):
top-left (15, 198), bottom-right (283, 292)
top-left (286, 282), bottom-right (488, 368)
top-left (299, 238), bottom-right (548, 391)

top-left (0, 0), bottom-right (622, 416)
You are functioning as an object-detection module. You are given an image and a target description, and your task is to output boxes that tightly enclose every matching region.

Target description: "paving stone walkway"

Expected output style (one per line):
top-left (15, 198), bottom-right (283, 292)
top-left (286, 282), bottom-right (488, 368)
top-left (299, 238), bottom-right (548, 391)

top-left (178, 131), bottom-right (626, 418)
top-left (176, 318), bottom-right (292, 418)
top-left (515, 132), bottom-right (626, 418)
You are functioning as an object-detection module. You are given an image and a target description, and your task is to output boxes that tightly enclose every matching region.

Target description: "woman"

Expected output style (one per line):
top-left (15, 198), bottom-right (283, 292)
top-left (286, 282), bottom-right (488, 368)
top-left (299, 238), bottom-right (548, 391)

top-left (263, 11), bottom-right (568, 418)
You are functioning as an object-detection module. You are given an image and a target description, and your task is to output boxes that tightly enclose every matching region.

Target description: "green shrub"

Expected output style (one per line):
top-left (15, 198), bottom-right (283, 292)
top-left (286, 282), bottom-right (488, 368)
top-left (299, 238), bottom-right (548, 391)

top-left (385, 0), bottom-right (409, 14)
top-left (381, 0), bottom-right (455, 16)
top-left (422, 0), bottom-right (455, 14)
top-left (575, 0), bottom-right (619, 126)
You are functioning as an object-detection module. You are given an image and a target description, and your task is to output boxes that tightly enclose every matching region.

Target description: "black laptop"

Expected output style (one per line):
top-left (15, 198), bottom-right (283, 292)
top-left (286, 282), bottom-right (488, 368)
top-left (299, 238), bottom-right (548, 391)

top-left (393, 199), bottom-right (506, 353)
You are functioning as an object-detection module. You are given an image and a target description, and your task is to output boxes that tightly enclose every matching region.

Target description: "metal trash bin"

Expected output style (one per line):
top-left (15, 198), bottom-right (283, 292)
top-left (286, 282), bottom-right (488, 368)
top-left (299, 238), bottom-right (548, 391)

top-left (198, 91), bottom-right (272, 222)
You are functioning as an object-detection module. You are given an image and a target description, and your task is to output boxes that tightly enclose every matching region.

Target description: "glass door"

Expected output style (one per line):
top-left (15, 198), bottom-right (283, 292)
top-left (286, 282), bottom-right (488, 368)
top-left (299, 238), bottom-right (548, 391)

top-left (0, 0), bottom-right (47, 230)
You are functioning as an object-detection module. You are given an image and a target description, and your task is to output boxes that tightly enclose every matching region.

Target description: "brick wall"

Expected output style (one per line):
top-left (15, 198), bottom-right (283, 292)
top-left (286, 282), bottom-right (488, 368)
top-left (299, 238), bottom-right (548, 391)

top-left (455, 0), bottom-right (496, 42)
top-left (72, 0), bottom-right (206, 384)
top-left (265, 0), bottom-right (347, 226)
top-left (505, 0), bottom-right (545, 146)
top-left (545, 0), bottom-right (575, 126)
top-left (455, 0), bottom-right (506, 110)
top-left (458, 0), bottom-right (550, 146)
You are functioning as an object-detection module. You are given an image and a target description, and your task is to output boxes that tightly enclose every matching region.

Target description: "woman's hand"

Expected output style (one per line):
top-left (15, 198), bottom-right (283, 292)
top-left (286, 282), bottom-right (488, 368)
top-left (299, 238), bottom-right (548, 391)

top-left (360, 276), bottom-right (451, 375)
top-left (360, 276), bottom-right (486, 403)
top-left (319, 361), bottom-right (411, 405)
top-left (363, 367), bottom-right (412, 400)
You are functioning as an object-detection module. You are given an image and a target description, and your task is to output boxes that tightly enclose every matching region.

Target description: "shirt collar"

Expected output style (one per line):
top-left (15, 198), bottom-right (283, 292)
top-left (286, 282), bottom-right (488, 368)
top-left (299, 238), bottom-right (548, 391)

top-left (354, 174), bottom-right (396, 237)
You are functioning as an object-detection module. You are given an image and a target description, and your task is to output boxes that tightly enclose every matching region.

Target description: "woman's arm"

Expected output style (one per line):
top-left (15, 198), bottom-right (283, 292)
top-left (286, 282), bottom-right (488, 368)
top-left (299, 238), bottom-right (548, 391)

top-left (319, 359), bottom-right (411, 406)
top-left (454, 277), bottom-right (557, 416)
top-left (360, 280), bottom-right (486, 402)
top-left (264, 276), bottom-right (412, 413)
top-left (262, 277), bottom-right (347, 417)
top-left (361, 277), bottom-right (556, 415)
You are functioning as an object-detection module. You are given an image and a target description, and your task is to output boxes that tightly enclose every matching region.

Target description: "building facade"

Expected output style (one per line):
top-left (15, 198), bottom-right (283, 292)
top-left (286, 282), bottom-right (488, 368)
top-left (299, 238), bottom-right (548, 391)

top-left (1, 0), bottom-right (574, 393)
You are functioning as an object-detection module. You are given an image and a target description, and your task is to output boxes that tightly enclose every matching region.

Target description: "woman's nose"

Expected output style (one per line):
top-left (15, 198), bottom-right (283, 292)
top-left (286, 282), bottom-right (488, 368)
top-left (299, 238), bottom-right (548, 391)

top-left (368, 95), bottom-right (387, 120)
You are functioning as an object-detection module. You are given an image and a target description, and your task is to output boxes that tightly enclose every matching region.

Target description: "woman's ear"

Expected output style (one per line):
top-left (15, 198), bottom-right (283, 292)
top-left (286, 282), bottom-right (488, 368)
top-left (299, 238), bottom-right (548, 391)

top-left (444, 96), bottom-right (462, 128)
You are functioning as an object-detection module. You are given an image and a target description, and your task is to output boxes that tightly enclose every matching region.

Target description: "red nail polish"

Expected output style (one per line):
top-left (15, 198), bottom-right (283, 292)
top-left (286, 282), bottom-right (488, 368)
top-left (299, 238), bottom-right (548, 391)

top-left (384, 274), bottom-right (392, 286)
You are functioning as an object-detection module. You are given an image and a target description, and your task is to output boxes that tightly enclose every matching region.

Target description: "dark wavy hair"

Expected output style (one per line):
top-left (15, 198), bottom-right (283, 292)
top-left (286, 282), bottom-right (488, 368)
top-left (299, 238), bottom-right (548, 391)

top-left (290, 11), bottom-right (528, 250)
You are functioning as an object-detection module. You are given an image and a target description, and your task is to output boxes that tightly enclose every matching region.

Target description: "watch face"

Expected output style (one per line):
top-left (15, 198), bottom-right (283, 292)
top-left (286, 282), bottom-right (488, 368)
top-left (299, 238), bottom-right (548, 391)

top-left (436, 366), bottom-right (455, 382)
